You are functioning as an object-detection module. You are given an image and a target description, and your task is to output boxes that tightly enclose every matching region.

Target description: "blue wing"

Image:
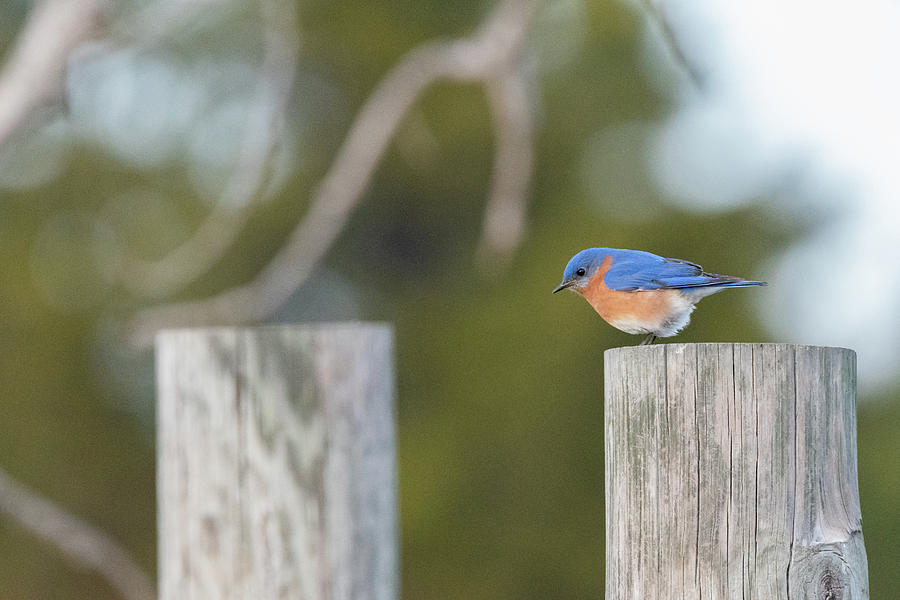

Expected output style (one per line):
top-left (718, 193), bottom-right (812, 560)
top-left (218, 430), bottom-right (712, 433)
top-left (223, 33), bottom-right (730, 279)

top-left (603, 250), bottom-right (764, 291)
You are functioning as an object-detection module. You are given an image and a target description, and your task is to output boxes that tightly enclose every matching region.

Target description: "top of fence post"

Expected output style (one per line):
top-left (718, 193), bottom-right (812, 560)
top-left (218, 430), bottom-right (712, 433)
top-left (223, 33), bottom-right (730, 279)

top-left (603, 342), bottom-right (868, 600)
top-left (156, 323), bottom-right (398, 600)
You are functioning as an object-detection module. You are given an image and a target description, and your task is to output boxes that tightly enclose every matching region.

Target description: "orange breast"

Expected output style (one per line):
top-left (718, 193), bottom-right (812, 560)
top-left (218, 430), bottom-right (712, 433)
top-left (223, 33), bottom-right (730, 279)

top-left (580, 255), bottom-right (675, 331)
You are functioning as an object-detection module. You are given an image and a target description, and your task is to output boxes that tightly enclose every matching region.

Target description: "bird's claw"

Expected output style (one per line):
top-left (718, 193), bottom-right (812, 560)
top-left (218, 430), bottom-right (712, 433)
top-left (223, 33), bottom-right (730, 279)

top-left (639, 334), bottom-right (657, 346)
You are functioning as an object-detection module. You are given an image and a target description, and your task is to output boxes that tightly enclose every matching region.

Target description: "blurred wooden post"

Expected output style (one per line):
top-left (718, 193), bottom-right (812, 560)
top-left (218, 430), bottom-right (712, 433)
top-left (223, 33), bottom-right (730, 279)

top-left (604, 343), bottom-right (868, 600)
top-left (156, 323), bottom-right (398, 600)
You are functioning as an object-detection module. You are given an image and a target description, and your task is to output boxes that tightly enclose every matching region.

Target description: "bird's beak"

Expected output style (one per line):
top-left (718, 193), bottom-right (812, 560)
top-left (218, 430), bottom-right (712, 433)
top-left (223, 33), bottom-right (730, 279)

top-left (552, 281), bottom-right (574, 294)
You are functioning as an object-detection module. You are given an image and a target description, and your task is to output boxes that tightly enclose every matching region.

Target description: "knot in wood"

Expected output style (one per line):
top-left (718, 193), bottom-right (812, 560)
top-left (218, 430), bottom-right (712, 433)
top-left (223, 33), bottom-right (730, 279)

top-left (818, 566), bottom-right (844, 600)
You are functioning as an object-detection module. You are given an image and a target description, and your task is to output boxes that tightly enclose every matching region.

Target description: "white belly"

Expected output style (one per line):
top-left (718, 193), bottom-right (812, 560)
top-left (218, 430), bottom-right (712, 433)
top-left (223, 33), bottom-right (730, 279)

top-left (608, 292), bottom-right (697, 337)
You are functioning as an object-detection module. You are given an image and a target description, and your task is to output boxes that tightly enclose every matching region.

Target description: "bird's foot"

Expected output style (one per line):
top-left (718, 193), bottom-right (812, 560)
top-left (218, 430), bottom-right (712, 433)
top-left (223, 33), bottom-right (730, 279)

top-left (639, 334), bottom-right (657, 346)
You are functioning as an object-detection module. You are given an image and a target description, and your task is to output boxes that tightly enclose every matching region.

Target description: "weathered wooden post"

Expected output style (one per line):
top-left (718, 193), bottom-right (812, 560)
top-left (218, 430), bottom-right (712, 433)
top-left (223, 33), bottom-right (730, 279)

top-left (604, 343), bottom-right (868, 599)
top-left (156, 323), bottom-right (397, 600)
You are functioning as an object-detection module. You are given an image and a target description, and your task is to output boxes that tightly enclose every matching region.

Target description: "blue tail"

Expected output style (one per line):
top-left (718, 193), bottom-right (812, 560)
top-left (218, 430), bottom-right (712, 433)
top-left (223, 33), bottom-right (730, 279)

top-left (661, 276), bottom-right (767, 290)
top-left (715, 279), bottom-right (767, 288)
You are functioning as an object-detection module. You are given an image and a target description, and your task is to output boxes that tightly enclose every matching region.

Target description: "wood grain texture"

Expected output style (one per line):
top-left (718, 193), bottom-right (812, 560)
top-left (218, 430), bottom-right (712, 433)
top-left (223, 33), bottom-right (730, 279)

top-left (604, 343), bottom-right (868, 600)
top-left (156, 324), bottom-right (397, 600)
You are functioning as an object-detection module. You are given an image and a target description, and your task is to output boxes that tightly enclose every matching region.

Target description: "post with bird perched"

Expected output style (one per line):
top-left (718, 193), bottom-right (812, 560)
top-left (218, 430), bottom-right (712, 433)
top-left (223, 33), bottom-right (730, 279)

top-left (553, 249), bottom-right (868, 598)
top-left (156, 323), bottom-right (398, 600)
top-left (603, 344), bottom-right (868, 599)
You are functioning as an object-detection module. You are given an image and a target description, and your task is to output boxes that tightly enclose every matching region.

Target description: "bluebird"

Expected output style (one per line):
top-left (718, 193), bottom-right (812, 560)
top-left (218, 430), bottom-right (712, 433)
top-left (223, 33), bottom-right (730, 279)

top-left (553, 248), bottom-right (766, 345)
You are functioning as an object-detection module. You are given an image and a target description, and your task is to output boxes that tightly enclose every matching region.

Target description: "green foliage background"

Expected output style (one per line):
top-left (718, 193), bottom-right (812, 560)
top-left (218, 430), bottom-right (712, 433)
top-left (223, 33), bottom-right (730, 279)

top-left (0, 1), bottom-right (897, 598)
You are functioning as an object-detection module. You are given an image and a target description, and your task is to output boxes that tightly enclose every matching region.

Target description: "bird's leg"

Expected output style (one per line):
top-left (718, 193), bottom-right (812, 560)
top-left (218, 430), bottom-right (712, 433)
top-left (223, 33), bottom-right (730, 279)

top-left (639, 333), bottom-right (657, 346)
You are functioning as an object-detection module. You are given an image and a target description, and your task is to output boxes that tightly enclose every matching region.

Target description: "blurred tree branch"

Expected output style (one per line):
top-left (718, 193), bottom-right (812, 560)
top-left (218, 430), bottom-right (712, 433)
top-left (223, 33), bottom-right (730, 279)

top-left (128, 0), bottom-right (540, 345)
top-left (639, 0), bottom-right (705, 88)
top-left (0, 3), bottom-right (156, 599)
top-left (115, 0), bottom-right (300, 299)
top-left (0, 2), bottom-right (225, 597)
top-left (477, 64), bottom-right (533, 270)
top-left (0, 466), bottom-right (155, 600)
top-left (0, 0), bottom-right (106, 149)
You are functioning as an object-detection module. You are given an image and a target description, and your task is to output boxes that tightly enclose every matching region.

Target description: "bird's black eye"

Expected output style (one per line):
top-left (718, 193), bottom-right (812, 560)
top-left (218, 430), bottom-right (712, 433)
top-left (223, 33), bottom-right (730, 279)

top-left (576, 267), bottom-right (586, 277)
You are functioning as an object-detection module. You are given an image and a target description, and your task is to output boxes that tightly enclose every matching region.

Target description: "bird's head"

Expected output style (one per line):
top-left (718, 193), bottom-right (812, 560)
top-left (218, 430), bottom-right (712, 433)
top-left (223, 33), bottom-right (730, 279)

top-left (553, 248), bottom-right (607, 294)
